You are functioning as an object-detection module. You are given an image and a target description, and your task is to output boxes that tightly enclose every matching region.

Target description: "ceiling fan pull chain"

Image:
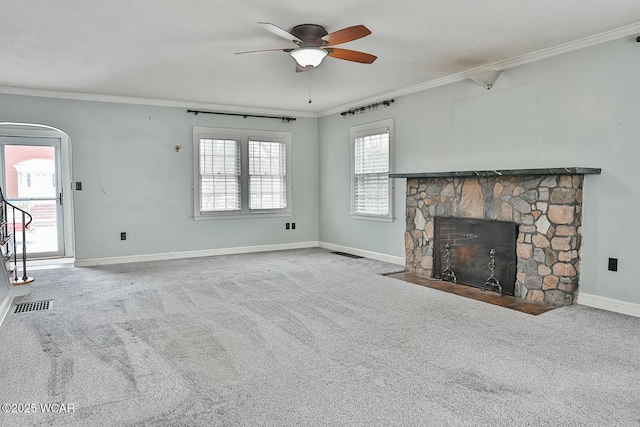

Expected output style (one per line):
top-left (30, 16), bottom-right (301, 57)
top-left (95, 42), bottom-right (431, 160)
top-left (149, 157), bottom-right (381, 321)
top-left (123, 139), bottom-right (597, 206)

top-left (308, 68), bottom-right (313, 104)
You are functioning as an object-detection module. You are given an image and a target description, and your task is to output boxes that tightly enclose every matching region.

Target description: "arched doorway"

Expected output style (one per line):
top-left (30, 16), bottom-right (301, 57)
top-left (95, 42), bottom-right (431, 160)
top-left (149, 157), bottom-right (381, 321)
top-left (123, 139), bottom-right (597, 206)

top-left (0, 123), bottom-right (74, 259)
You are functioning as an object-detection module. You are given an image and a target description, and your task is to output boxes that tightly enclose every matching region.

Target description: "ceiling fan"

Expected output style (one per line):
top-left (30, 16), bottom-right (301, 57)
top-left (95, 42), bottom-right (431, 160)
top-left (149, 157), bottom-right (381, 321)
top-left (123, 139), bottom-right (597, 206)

top-left (236, 22), bottom-right (377, 72)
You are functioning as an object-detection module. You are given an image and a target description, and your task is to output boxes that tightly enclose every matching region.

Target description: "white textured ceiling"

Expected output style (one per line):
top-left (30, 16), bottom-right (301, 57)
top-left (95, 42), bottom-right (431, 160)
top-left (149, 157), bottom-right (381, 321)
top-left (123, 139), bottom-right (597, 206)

top-left (2, 0), bottom-right (640, 115)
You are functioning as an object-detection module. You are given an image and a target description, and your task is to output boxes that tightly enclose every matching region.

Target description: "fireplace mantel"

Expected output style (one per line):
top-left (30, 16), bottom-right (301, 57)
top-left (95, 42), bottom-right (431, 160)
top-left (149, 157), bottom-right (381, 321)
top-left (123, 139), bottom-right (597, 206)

top-left (390, 167), bottom-right (601, 179)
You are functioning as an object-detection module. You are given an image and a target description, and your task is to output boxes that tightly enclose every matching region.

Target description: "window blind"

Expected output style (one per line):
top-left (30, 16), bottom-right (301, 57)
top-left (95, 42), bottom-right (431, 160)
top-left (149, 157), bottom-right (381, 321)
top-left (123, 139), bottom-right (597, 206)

top-left (248, 140), bottom-right (287, 209)
top-left (199, 138), bottom-right (240, 211)
top-left (354, 132), bottom-right (390, 215)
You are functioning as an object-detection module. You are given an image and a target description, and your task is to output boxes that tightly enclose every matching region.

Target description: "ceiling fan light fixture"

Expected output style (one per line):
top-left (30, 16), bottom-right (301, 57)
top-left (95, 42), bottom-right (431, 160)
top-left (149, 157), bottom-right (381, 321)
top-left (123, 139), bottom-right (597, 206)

top-left (289, 47), bottom-right (328, 67)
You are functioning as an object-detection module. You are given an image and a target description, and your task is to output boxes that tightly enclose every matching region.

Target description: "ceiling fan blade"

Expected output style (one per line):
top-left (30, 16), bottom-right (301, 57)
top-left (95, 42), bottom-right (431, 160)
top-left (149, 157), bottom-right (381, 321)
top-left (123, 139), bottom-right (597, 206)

top-left (296, 64), bottom-right (311, 73)
top-left (258, 22), bottom-right (302, 44)
top-left (235, 48), bottom-right (293, 55)
top-left (322, 25), bottom-right (371, 46)
top-left (327, 48), bottom-right (377, 64)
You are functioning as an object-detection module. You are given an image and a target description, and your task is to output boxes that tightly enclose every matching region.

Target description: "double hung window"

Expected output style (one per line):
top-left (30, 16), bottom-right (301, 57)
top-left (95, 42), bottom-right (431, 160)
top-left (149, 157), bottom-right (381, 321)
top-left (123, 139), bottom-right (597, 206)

top-left (194, 127), bottom-right (291, 219)
top-left (249, 140), bottom-right (287, 210)
top-left (199, 138), bottom-right (241, 211)
top-left (350, 119), bottom-right (394, 221)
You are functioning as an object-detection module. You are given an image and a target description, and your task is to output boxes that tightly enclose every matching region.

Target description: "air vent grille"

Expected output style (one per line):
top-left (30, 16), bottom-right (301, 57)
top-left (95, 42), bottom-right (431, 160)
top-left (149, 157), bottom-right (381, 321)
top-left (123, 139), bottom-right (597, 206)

top-left (14, 300), bottom-right (53, 314)
top-left (331, 251), bottom-right (364, 259)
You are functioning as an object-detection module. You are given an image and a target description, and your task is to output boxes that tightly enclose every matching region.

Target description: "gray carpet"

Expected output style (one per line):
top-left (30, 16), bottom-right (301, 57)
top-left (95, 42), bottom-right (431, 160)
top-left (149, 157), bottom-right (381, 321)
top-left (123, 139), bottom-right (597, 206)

top-left (0, 248), bottom-right (638, 426)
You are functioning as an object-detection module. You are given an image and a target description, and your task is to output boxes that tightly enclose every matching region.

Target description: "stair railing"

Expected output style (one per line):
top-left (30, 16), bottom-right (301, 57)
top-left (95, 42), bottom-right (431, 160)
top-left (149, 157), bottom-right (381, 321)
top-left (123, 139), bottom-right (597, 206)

top-left (0, 187), bottom-right (33, 283)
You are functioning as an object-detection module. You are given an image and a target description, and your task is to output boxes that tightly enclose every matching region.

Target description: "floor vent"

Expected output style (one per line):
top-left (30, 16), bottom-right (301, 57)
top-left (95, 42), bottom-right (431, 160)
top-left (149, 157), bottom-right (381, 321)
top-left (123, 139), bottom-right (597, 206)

top-left (380, 271), bottom-right (408, 276)
top-left (331, 251), bottom-right (364, 259)
top-left (14, 300), bottom-right (53, 314)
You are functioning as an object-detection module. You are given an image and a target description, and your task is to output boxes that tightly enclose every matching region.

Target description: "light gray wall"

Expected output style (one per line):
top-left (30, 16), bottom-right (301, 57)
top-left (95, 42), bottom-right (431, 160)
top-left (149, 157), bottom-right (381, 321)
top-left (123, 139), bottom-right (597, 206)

top-left (0, 94), bottom-right (319, 260)
top-left (319, 35), bottom-right (640, 305)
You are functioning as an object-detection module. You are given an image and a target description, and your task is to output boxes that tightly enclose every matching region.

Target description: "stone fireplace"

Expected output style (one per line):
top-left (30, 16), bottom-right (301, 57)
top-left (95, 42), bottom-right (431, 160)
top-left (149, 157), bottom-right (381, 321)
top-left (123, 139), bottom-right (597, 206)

top-left (390, 168), bottom-right (601, 306)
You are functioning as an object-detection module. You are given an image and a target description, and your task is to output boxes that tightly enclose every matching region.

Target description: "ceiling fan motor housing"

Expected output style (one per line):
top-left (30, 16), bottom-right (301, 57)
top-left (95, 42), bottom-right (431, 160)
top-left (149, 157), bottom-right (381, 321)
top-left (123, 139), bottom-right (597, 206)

top-left (290, 24), bottom-right (329, 47)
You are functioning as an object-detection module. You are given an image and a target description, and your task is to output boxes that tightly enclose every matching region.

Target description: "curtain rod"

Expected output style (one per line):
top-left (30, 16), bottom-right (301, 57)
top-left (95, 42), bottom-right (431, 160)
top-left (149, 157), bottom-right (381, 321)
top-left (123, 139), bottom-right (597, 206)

top-left (340, 99), bottom-right (394, 117)
top-left (187, 109), bottom-right (296, 123)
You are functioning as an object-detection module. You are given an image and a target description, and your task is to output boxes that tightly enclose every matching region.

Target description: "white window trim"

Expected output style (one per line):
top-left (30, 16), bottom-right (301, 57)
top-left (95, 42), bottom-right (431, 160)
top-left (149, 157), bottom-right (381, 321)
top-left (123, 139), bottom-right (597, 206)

top-left (350, 119), bottom-right (394, 222)
top-left (193, 127), bottom-right (292, 220)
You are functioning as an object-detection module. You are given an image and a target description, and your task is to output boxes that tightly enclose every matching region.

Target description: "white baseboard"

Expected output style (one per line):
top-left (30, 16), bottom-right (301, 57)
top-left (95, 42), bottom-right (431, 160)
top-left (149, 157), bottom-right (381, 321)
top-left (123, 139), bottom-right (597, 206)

top-left (0, 283), bottom-right (31, 328)
top-left (0, 292), bottom-right (13, 328)
top-left (318, 242), bottom-right (405, 266)
top-left (578, 292), bottom-right (640, 318)
top-left (74, 241), bottom-right (405, 268)
top-left (74, 241), bottom-right (320, 267)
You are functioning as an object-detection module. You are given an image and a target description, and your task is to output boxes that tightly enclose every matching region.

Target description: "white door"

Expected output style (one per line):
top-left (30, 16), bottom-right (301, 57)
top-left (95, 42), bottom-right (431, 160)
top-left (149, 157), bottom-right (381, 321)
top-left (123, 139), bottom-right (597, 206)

top-left (0, 137), bottom-right (64, 258)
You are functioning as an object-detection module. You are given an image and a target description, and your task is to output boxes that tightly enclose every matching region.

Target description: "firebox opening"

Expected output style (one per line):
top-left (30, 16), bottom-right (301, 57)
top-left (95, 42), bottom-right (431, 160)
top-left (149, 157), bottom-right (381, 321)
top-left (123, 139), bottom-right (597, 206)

top-left (434, 217), bottom-right (518, 296)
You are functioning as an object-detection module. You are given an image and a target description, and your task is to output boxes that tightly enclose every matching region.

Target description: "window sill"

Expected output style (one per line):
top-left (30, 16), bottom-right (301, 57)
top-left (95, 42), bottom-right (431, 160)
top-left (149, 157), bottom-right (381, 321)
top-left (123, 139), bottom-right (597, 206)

top-left (194, 211), bottom-right (292, 220)
top-left (350, 214), bottom-right (394, 223)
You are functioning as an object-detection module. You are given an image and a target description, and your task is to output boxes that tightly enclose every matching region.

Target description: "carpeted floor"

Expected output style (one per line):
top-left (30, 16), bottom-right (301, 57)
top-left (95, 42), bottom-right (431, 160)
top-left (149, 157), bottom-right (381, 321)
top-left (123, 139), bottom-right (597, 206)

top-left (0, 248), bottom-right (638, 426)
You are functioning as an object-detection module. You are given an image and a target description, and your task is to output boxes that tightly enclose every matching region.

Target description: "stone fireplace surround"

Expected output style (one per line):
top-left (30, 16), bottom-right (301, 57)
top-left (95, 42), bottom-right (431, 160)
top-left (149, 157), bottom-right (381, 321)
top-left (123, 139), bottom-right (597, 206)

top-left (390, 168), bottom-right (601, 307)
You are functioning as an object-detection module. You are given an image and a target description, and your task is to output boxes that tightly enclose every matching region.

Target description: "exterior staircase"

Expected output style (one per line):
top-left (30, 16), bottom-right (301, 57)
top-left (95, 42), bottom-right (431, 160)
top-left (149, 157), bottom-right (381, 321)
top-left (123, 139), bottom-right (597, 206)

top-left (29, 202), bottom-right (57, 228)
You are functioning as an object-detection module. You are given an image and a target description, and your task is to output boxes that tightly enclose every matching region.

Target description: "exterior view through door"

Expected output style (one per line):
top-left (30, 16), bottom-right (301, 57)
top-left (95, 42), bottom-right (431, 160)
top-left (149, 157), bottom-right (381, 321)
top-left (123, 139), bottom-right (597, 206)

top-left (1, 137), bottom-right (64, 258)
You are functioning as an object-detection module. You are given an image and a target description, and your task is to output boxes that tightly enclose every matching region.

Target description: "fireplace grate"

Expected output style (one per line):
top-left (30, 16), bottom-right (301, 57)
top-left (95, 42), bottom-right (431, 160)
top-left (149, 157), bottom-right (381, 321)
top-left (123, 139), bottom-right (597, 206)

top-left (331, 251), bottom-right (364, 259)
top-left (14, 300), bottom-right (53, 314)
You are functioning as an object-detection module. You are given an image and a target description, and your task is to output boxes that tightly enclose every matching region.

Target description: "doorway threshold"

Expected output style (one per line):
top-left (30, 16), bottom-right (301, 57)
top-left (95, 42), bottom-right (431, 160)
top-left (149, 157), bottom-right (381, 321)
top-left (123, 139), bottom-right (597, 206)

top-left (26, 257), bottom-right (74, 270)
top-left (27, 257), bottom-right (74, 266)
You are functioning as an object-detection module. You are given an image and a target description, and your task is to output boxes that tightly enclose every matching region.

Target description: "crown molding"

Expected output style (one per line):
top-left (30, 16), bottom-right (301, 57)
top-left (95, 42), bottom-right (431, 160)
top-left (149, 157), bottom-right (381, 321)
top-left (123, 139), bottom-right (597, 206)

top-left (0, 86), bottom-right (318, 119)
top-left (318, 21), bottom-right (640, 117)
top-left (1, 21), bottom-right (639, 120)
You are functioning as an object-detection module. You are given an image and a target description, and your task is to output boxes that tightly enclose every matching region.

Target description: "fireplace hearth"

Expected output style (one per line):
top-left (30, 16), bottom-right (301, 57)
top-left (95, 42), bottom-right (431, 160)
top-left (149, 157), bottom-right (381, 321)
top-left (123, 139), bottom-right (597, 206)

top-left (434, 217), bottom-right (517, 296)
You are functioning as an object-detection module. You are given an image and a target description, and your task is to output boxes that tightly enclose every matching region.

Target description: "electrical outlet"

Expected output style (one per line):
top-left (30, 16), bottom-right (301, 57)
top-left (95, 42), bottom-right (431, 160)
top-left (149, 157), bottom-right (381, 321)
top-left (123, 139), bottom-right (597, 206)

top-left (291, 222), bottom-right (296, 230)
top-left (285, 223), bottom-right (290, 230)
top-left (76, 182), bottom-right (82, 190)
top-left (121, 232), bottom-right (127, 241)
top-left (608, 258), bottom-right (618, 271)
